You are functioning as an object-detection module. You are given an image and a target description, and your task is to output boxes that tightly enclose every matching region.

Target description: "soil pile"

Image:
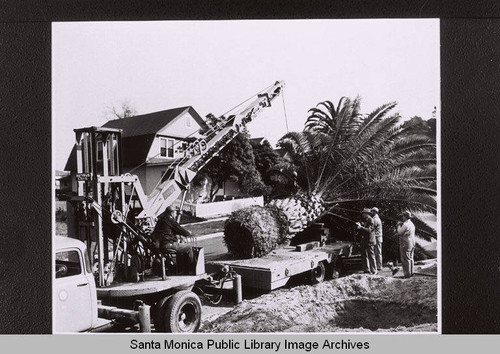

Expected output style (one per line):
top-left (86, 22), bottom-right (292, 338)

top-left (201, 274), bottom-right (437, 333)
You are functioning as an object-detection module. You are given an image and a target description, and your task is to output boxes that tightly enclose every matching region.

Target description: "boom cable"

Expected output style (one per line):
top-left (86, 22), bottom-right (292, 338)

top-left (126, 82), bottom-right (280, 204)
top-left (126, 83), bottom-right (275, 175)
top-left (281, 87), bottom-right (290, 133)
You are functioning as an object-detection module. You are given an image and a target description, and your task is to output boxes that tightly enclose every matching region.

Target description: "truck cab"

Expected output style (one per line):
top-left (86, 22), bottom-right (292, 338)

top-left (54, 236), bottom-right (100, 332)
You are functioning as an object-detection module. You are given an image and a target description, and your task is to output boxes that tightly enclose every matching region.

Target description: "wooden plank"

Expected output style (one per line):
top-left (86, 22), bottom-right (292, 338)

top-left (295, 241), bottom-right (320, 252)
top-left (205, 242), bottom-right (356, 291)
top-left (207, 246), bottom-right (342, 290)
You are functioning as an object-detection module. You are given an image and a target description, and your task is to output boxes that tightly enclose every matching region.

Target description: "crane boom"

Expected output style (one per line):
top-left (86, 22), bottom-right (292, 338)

top-left (137, 80), bottom-right (285, 219)
top-left (69, 81), bottom-right (284, 286)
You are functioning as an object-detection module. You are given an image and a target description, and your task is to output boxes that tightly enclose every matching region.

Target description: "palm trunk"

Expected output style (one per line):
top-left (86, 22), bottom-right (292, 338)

top-left (224, 193), bottom-right (325, 258)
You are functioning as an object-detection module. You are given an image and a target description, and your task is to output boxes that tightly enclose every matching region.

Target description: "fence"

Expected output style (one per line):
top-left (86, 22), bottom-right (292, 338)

top-left (183, 196), bottom-right (264, 218)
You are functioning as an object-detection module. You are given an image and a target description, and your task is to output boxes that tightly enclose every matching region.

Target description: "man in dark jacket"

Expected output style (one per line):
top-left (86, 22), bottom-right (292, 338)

top-left (151, 206), bottom-right (194, 271)
top-left (356, 208), bottom-right (377, 275)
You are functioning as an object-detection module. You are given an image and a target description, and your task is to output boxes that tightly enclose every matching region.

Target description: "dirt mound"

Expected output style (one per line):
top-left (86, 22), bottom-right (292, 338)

top-left (201, 274), bottom-right (437, 333)
top-left (415, 263), bottom-right (437, 276)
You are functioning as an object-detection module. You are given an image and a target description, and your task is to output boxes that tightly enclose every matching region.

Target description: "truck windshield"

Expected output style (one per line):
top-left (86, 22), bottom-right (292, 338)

top-left (56, 250), bottom-right (82, 278)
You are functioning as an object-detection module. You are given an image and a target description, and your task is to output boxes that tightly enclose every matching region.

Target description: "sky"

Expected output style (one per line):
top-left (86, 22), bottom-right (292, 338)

top-left (52, 20), bottom-right (440, 171)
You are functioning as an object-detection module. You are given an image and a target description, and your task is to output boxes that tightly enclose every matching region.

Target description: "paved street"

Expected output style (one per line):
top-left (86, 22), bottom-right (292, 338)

top-left (197, 235), bottom-right (227, 261)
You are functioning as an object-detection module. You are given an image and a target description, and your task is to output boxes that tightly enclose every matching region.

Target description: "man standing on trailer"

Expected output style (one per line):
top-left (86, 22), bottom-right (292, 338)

top-left (396, 211), bottom-right (416, 278)
top-left (356, 208), bottom-right (377, 275)
top-left (371, 207), bottom-right (383, 271)
top-left (151, 206), bottom-right (194, 271)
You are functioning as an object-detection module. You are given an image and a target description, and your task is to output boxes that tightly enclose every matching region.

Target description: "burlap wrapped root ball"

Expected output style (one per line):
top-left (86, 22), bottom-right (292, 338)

top-left (224, 206), bottom-right (289, 258)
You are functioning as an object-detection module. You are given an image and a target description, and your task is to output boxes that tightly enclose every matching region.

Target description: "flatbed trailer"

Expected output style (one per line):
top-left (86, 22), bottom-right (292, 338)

top-left (206, 241), bottom-right (360, 291)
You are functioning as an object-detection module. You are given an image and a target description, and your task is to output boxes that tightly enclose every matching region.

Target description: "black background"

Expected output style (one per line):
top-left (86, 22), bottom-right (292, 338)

top-left (1, 0), bottom-right (500, 334)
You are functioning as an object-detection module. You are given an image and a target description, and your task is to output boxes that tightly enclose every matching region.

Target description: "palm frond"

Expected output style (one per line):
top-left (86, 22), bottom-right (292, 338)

top-left (355, 102), bottom-right (398, 138)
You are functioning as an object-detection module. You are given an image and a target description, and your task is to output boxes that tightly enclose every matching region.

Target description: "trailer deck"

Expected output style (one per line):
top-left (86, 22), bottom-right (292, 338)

top-left (206, 241), bottom-right (355, 291)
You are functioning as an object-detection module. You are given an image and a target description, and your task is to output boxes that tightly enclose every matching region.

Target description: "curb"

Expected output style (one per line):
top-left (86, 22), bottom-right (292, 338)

top-left (183, 217), bottom-right (228, 226)
top-left (195, 232), bottom-right (224, 241)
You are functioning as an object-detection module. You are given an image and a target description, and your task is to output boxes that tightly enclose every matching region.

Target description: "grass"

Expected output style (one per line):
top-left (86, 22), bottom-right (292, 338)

top-left (179, 213), bottom-right (207, 224)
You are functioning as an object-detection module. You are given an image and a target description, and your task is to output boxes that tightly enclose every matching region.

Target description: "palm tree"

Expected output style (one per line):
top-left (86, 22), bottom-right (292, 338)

top-left (224, 97), bottom-right (436, 259)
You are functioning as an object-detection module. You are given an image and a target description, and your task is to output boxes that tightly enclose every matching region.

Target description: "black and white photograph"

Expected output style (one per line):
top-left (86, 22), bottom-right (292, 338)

top-left (52, 20), bottom-right (439, 334)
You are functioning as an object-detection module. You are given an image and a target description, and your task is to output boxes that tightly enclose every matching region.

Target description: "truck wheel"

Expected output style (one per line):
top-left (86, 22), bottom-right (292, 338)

top-left (164, 290), bottom-right (202, 333)
top-left (310, 262), bottom-right (326, 284)
top-left (152, 296), bottom-right (171, 332)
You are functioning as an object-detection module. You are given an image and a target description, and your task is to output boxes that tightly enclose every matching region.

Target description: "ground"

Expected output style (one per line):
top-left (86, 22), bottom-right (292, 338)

top-left (55, 218), bottom-right (437, 333)
top-left (200, 262), bottom-right (437, 333)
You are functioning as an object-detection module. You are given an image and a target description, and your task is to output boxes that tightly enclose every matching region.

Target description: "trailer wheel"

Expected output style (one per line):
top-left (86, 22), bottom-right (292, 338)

top-left (310, 262), bottom-right (326, 284)
top-left (164, 290), bottom-right (202, 333)
top-left (329, 260), bottom-right (343, 279)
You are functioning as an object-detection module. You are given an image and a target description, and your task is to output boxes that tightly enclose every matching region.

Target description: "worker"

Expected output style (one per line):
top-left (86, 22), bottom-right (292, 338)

top-left (356, 208), bottom-right (377, 275)
top-left (371, 207), bottom-right (383, 271)
top-left (396, 211), bottom-right (416, 278)
top-left (150, 206), bottom-right (194, 273)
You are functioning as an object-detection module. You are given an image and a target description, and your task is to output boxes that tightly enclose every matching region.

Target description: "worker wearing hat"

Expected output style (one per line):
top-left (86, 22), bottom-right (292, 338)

top-left (396, 211), bottom-right (416, 278)
top-left (151, 206), bottom-right (194, 273)
top-left (371, 207), bottom-right (383, 271)
top-left (356, 208), bottom-right (377, 275)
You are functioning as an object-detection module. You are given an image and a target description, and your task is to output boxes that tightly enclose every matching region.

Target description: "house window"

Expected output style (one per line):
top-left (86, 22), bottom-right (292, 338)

top-left (185, 116), bottom-right (191, 127)
top-left (160, 138), bottom-right (175, 158)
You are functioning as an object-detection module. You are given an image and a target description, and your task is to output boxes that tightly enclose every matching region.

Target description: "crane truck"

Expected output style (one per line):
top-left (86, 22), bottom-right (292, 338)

top-left (55, 80), bottom-right (362, 333)
top-left (55, 81), bottom-right (285, 333)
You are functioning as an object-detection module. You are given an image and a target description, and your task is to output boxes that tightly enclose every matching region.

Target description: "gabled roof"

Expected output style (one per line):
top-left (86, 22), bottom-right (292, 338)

top-left (102, 106), bottom-right (208, 137)
top-left (65, 106), bottom-right (208, 171)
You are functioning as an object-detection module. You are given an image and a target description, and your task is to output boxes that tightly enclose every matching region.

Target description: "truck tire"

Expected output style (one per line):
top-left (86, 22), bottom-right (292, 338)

top-left (152, 296), bottom-right (171, 332)
top-left (310, 262), bottom-right (326, 284)
top-left (164, 290), bottom-right (202, 333)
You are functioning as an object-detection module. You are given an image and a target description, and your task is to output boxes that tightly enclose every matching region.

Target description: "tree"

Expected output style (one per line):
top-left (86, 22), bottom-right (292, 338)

top-left (193, 132), bottom-right (269, 201)
top-left (401, 116), bottom-right (436, 142)
top-left (249, 138), bottom-right (283, 186)
top-left (224, 97), bottom-right (437, 260)
top-left (105, 100), bottom-right (138, 120)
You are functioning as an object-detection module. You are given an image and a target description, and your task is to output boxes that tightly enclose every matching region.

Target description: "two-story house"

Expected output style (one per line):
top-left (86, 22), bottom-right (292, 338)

top-left (64, 106), bottom-right (250, 204)
top-left (101, 106), bottom-right (208, 195)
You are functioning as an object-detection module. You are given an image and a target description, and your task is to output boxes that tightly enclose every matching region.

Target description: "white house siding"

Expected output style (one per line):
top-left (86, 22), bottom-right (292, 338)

top-left (122, 166), bottom-right (166, 197)
top-left (157, 111), bottom-right (200, 137)
top-left (132, 165), bottom-right (165, 196)
top-left (185, 196), bottom-right (265, 218)
top-left (216, 180), bottom-right (243, 198)
top-left (186, 177), bottom-right (245, 203)
top-left (146, 111), bottom-right (203, 161)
